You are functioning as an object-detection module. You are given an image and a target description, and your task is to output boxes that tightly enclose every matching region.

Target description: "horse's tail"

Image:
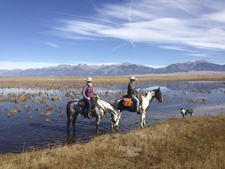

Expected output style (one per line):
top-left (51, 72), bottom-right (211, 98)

top-left (66, 101), bottom-right (74, 121)
top-left (66, 101), bottom-right (70, 116)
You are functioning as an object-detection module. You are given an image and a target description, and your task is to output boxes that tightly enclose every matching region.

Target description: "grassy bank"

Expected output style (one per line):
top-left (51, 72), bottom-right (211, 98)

top-left (0, 76), bottom-right (225, 89)
top-left (1, 114), bottom-right (225, 169)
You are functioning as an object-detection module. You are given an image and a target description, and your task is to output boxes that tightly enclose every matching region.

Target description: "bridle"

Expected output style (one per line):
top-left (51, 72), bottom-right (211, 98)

top-left (144, 91), bottom-right (155, 102)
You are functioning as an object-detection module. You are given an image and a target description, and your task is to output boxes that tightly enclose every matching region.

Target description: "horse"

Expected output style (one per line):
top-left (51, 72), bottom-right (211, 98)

top-left (113, 87), bottom-right (163, 128)
top-left (66, 96), bottom-right (120, 135)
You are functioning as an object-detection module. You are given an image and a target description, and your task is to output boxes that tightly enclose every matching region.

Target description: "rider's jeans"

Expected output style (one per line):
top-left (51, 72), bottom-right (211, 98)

top-left (131, 96), bottom-right (139, 109)
top-left (85, 99), bottom-right (91, 114)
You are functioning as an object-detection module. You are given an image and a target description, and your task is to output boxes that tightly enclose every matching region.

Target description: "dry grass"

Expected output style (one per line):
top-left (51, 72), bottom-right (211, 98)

top-left (1, 114), bottom-right (225, 169)
top-left (0, 76), bottom-right (225, 89)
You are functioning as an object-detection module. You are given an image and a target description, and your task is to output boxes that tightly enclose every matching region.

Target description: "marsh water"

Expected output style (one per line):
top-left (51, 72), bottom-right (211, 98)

top-left (0, 81), bottom-right (224, 154)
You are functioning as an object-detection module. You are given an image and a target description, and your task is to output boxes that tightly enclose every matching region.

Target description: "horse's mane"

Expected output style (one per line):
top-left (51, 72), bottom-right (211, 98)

top-left (97, 98), bottom-right (114, 111)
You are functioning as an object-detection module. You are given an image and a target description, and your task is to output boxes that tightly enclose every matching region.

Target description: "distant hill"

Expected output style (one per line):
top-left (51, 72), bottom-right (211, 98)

top-left (0, 60), bottom-right (224, 77)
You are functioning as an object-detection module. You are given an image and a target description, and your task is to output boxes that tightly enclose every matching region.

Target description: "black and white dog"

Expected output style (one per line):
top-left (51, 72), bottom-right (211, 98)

top-left (178, 108), bottom-right (194, 118)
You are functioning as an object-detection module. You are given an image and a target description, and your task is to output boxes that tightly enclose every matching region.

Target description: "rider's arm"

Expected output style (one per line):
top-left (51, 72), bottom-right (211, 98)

top-left (130, 83), bottom-right (138, 94)
top-left (82, 85), bottom-right (89, 99)
top-left (93, 88), bottom-right (97, 97)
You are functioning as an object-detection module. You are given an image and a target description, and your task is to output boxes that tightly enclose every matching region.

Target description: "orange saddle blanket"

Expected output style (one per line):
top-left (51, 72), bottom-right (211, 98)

top-left (123, 98), bottom-right (132, 107)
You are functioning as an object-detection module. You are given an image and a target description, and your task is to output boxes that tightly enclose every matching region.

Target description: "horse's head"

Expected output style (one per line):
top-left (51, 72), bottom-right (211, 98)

top-left (92, 94), bottom-right (99, 104)
top-left (154, 87), bottom-right (163, 102)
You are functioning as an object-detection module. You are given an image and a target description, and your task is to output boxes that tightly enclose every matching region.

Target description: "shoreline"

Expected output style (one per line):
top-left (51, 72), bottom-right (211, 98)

top-left (0, 114), bottom-right (225, 168)
top-left (0, 75), bottom-right (225, 89)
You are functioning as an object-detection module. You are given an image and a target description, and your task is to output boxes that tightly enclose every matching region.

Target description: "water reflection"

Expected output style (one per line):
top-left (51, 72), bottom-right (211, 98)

top-left (0, 81), bottom-right (224, 154)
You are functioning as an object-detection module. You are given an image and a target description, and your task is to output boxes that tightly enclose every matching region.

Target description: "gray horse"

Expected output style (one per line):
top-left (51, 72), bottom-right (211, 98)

top-left (66, 97), bottom-right (119, 134)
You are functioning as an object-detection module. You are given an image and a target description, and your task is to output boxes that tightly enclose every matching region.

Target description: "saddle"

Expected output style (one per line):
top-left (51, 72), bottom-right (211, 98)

top-left (78, 99), bottom-right (85, 107)
top-left (78, 97), bottom-right (97, 110)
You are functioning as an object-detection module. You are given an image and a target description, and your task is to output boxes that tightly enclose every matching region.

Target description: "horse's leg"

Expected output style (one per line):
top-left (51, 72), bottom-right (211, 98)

top-left (96, 116), bottom-right (100, 135)
top-left (113, 111), bottom-right (122, 132)
top-left (110, 122), bottom-right (114, 133)
top-left (143, 111), bottom-right (146, 127)
top-left (67, 112), bottom-right (72, 133)
top-left (140, 111), bottom-right (146, 128)
top-left (72, 112), bottom-right (79, 133)
top-left (110, 112), bottom-right (116, 133)
top-left (67, 118), bottom-right (71, 133)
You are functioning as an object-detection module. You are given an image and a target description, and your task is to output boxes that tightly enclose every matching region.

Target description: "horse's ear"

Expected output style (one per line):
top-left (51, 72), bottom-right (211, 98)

top-left (158, 87), bottom-right (160, 90)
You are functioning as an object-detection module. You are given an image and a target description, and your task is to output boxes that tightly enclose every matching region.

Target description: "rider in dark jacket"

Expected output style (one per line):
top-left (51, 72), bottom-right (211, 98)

top-left (127, 76), bottom-right (141, 113)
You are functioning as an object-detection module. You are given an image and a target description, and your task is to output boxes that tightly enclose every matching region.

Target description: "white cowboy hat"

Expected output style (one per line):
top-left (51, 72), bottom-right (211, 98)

top-left (85, 77), bottom-right (92, 82)
top-left (129, 76), bottom-right (136, 80)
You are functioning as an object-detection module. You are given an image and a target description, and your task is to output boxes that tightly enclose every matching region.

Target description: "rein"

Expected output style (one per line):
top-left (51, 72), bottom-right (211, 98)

top-left (144, 92), bottom-right (155, 102)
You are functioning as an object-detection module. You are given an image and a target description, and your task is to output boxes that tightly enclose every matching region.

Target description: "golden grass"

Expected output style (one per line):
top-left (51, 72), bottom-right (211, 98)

top-left (0, 76), bottom-right (225, 89)
top-left (1, 114), bottom-right (225, 169)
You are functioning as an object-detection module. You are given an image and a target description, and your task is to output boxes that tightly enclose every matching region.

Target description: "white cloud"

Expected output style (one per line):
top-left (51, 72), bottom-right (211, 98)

top-left (202, 10), bottom-right (225, 24)
top-left (0, 61), bottom-right (62, 70)
top-left (49, 0), bottom-right (225, 51)
top-left (0, 61), bottom-right (119, 70)
top-left (145, 65), bottom-right (166, 68)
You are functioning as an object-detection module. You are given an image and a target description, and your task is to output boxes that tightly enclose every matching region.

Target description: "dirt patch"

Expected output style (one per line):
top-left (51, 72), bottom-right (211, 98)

top-left (118, 146), bottom-right (142, 157)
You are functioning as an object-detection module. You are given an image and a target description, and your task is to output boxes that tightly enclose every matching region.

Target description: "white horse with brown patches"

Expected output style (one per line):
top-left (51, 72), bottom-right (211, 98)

top-left (113, 88), bottom-right (163, 128)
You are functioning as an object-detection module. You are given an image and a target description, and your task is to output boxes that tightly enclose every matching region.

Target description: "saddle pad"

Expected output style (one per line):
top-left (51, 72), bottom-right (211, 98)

top-left (78, 100), bottom-right (85, 107)
top-left (123, 98), bottom-right (132, 107)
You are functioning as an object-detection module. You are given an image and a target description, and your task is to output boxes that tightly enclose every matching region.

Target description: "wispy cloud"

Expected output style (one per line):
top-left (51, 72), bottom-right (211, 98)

top-left (46, 42), bottom-right (60, 48)
top-left (49, 0), bottom-right (225, 51)
top-left (159, 45), bottom-right (191, 52)
top-left (112, 42), bottom-right (127, 52)
top-left (188, 53), bottom-right (209, 57)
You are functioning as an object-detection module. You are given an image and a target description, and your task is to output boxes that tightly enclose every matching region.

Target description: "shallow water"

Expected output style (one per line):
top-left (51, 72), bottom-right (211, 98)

top-left (0, 81), bottom-right (224, 154)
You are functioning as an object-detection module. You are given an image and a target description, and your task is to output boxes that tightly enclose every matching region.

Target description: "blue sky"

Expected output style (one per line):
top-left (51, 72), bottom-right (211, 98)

top-left (1, 0), bottom-right (225, 70)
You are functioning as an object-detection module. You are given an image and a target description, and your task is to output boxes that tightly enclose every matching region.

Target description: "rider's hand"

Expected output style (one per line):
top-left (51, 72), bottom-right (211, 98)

top-left (87, 97), bottom-right (90, 100)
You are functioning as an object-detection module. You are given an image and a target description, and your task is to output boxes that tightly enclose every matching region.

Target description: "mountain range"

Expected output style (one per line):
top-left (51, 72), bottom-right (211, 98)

top-left (0, 60), bottom-right (224, 77)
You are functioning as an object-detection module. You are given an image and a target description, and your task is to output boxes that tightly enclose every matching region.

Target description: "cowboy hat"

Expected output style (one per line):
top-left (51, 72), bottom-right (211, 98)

top-left (129, 76), bottom-right (136, 80)
top-left (85, 77), bottom-right (92, 82)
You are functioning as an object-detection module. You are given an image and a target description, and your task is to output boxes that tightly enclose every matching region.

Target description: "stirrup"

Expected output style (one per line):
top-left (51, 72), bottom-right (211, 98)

top-left (88, 112), bottom-right (92, 118)
top-left (137, 107), bottom-right (142, 114)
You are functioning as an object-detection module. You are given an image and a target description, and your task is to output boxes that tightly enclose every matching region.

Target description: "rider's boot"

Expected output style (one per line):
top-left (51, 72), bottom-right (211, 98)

top-left (136, 107), bottom-right (140, 114)
top-left (88, 111), bottom-right (92, 119)
top-left (137, 106), bottom-right (142, 114)
top-left (84, 109), bottom-right (88, 118)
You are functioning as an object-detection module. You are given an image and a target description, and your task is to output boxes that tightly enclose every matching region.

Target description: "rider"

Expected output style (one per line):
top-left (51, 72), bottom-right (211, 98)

top-left (82, 77), bottom-right (96, 118)
top-left (127, 76), bottom-right (142, 113)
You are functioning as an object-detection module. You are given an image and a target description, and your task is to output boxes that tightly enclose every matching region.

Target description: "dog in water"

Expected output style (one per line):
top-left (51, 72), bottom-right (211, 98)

top-left (178, 108), bottom-right (194, 118)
